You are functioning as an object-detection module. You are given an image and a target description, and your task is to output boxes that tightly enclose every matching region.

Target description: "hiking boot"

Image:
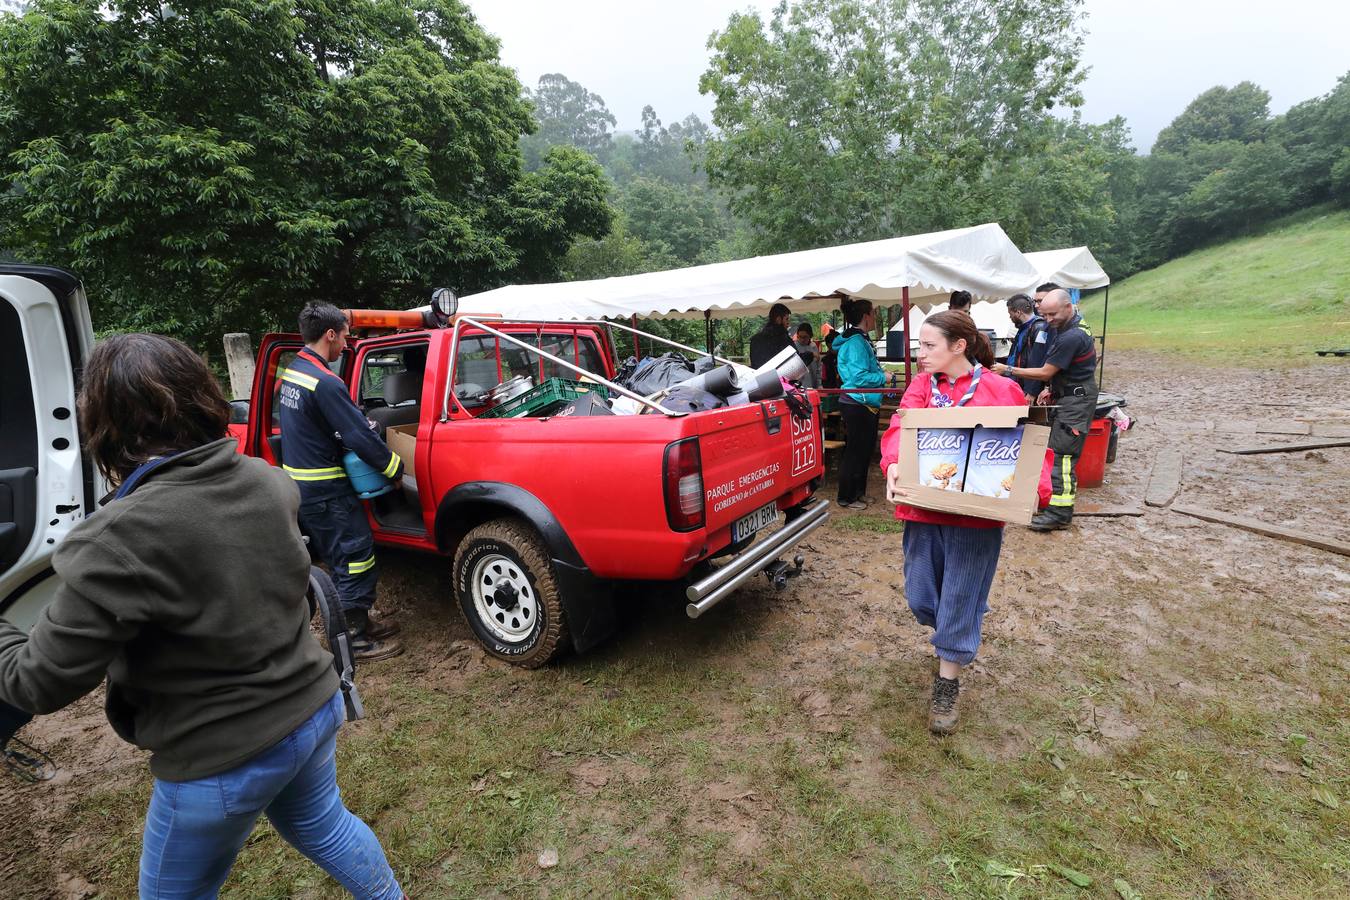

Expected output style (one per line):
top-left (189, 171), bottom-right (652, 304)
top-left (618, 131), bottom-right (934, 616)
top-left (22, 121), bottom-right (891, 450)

top-left (351, 632), bottom-right (404, 662)
top-left (840, 499), bottom-right (868, 510)
top-left (364, 611), bottom-right (401, 641)
top-left (347, 609), bottom-right (404, 661)
top-left (929, 675), bottom-right (960, 735)
top-left (1028, 509), bottom-right (1071, 532)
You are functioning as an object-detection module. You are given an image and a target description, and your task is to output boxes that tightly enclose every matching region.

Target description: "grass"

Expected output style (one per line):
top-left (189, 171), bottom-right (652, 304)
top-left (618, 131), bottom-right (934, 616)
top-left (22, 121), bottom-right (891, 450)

top-left (54, 572), bottom-right (1348, 899)
top-left (1079, 206), bottom-right (1350, 364)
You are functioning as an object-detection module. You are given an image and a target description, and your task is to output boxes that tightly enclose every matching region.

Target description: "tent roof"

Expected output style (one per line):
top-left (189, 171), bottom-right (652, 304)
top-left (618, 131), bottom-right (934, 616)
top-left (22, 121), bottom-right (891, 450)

top-left (460, 223), bottom-right (1041, 321)
top-left (1025, 247), bottom-right (1110, 290)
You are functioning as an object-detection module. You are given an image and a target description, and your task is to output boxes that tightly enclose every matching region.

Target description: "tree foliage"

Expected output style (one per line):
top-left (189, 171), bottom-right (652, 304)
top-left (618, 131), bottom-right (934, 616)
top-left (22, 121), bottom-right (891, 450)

top-left (698, 0), bottom-right (1091, 252)
top-left (1151, 82), bottom-right (1271, 154)
top-left (0, 0), bottom-right (612, 349)
top-left (1114, 73), bottom-right (1350, 273)
top-left (520, 72), bottom-right (617, 170)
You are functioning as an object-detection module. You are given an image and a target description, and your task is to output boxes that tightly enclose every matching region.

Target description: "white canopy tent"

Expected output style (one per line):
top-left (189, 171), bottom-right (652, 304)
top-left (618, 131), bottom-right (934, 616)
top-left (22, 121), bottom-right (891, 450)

top-left (459, 223), bottom-right (1040, 323)
top-left (887, 245), bottom-right (1112, 349)
top-left (1024, 247), bottom-right (1111, 290)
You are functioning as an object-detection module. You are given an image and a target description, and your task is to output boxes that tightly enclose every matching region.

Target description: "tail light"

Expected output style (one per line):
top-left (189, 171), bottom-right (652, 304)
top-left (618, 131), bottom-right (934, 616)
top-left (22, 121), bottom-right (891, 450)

top-left (663, 437), bottom-right (704, 532)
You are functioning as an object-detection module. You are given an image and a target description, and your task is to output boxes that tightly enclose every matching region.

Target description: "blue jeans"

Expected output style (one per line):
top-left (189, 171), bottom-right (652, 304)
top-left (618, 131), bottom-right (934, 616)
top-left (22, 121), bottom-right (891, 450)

top-left (902, 521), bottom-right (1004, 665)
top-left (138, 691), bottom-right (400, 899)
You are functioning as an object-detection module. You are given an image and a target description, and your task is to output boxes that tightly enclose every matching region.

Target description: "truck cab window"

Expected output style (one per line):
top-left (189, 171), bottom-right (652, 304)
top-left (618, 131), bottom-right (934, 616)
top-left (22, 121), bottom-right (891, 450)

top-left (361, 342), bottom-right (428, 434)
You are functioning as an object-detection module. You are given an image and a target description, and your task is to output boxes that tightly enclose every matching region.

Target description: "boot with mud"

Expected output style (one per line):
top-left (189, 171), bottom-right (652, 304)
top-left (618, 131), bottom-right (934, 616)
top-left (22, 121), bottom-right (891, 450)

top-left (1028, 508), bottom-right (1072, 532)
top-left (347, 609), bottom-right (403, 662)
top-left (363, 610), bottom-right (401, 641)
top-left (929, 675), bottom-right (961, 735)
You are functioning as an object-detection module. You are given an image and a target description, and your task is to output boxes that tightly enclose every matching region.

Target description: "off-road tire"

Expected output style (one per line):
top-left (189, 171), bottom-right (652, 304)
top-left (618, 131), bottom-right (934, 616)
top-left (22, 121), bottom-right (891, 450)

top-left (453, 519), bottom-right (569, 668)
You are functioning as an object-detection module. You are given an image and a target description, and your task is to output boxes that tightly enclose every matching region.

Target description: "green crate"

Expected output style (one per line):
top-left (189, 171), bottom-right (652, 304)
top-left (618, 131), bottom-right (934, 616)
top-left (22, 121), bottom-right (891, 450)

top-left (478, 377), bottom-right (611, 419)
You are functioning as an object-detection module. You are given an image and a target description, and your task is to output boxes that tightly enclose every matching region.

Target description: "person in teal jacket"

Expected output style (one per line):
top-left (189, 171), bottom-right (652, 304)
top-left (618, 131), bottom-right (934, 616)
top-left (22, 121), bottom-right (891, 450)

top-left (832, 298), bottom-right (887, 508)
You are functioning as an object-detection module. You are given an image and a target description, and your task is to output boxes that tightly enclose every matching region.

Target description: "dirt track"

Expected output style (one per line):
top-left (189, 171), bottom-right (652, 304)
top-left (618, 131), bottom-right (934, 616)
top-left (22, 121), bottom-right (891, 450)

top-left (3, 351), bottom-right (1348, 898)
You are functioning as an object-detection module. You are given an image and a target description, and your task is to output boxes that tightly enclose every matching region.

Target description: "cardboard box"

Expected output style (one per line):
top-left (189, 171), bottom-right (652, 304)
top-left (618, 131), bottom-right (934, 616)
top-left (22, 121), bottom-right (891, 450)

top-left (888, 406), bottom-right (1048, 524)
top-left (386, 423), bottom-right (418, 466)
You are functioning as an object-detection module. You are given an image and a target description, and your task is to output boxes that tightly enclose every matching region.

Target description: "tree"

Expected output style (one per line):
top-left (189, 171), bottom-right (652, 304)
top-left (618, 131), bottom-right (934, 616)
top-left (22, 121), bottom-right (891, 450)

top-left (521, 73), bottom-right (617, 170)
top-left (698, 0), bottom-right (1089, 253)
top-left (0, 1), bottom-right (611, 349)
top-left (1151, 82), bottom-right (1271, 155)
top-left (619, 177), bottom-right (726, 265)
top-left (633, 106), bottom-right (712, 186)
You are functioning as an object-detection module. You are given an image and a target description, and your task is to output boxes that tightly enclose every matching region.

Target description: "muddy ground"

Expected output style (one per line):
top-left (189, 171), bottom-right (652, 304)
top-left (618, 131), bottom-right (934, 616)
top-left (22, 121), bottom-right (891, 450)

top-left (3, 351), bottom-right (1348, 898)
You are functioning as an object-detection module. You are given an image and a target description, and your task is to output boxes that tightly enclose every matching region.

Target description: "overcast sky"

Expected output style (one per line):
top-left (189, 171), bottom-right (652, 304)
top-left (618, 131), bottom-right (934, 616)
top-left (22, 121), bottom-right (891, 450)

top-left (471, 0), bottom-right (1350, 153)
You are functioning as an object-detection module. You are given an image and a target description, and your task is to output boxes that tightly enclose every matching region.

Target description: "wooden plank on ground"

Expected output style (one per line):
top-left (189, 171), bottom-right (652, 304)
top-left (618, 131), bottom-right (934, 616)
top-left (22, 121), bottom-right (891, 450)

top-left (1172, 504), bottom-right (1350, 558)
top-left (1311, 423), bottom-right (1350, 438)
top-left (1255, 420), bottom-right (1313, 436)
top-left (1218, 439), bottom-right (1350, 455)
top-left (1144, 449), bottom-right (1183, 508)
top-left (1074, 502), bottom-right (1145, 517)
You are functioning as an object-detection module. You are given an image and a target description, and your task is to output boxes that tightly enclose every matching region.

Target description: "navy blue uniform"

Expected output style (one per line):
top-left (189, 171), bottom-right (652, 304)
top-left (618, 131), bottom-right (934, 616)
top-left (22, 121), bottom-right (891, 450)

top-left (278, 348), bottom-right (404, 612)
top-left (1010, 314), bottom-right (1051, 397)
top-left (1042, 315), bottom-right (1098, 519)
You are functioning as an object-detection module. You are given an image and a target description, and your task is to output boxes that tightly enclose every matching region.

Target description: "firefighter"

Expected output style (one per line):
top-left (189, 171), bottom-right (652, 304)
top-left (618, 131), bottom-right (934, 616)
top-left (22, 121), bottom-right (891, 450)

top-left (280, 302), bottom-right (404, 659)
top-left (993, 290), bottom-right (1098, 531)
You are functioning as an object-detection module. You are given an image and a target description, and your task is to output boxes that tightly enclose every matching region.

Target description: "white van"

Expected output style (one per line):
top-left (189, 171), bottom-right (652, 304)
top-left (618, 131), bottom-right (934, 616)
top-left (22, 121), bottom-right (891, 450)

top-left (0, 265), bottom-right (103, 634)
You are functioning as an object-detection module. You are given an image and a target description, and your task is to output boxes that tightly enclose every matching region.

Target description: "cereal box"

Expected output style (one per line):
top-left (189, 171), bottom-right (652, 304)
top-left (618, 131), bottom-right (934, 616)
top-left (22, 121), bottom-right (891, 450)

top-left (964, 426), bottom-right (1024, 498)
top-left (892, 406), bottom-right (1049, 525)
top-left (916, 428), bottom-right (970, 492)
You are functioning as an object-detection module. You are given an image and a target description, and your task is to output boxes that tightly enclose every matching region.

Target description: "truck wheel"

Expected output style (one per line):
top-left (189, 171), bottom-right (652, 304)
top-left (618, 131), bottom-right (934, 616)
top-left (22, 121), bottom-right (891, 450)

top-left (453, 519), bottom-right (569, 668)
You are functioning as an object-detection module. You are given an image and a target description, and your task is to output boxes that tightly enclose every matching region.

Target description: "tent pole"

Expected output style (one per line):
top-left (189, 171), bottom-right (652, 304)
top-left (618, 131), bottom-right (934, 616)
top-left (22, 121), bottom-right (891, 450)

top-left (631, 314), bottom-right (641, 360)
top-left (1098, 287), bottom-right (1109, 390)
top-left (902, 286), bottom-right (912, 386)
top-left (704, 309), bottom-right (713, 356)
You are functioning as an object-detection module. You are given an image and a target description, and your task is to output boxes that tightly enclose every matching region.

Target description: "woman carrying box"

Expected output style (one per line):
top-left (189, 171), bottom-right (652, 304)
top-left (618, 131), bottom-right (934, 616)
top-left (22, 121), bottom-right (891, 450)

top-left (880, 311), bottom-right (1049, 734)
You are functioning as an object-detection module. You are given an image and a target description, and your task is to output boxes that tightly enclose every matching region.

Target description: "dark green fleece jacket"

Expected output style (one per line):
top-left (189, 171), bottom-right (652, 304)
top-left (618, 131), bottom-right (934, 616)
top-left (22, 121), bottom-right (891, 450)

top-left (0, 439), bottom-right (337, 781)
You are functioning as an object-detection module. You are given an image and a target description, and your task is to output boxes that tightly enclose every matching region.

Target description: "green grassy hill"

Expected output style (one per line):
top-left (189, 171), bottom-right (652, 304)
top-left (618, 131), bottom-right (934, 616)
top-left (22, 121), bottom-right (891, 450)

top-left (1079, 207), bottom-right (1350, 363)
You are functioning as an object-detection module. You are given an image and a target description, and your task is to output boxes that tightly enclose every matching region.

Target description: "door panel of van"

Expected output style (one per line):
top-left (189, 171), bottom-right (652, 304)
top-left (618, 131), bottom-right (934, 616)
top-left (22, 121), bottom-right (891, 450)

top-left (0, 266), bottom-right (97, 632)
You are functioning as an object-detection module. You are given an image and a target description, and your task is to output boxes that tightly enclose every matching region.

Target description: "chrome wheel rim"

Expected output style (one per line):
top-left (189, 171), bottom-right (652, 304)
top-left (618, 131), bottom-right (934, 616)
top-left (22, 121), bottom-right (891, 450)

top-left (470, 553), bottom-right (538, 644)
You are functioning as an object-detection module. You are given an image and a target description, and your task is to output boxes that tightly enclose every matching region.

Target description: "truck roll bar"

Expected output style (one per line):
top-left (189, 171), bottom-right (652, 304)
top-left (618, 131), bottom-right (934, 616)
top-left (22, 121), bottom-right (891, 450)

top-left (442, 316), bottom-right (685, 420)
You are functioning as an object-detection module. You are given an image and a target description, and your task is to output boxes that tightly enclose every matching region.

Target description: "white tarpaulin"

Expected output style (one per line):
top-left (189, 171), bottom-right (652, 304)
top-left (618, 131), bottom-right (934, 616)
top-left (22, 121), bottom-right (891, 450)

top-left (887, 245), bottom-right (1111, 343)
top-left (1024, 247), bottom-right (1110, 290)
top-left (459, 223), bottom-right (1040, 322)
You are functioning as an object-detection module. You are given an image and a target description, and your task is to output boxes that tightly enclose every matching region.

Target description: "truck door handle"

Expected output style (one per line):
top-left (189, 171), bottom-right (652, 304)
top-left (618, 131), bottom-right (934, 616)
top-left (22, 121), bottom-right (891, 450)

top-left (760, 403), bottom-right (781, 435)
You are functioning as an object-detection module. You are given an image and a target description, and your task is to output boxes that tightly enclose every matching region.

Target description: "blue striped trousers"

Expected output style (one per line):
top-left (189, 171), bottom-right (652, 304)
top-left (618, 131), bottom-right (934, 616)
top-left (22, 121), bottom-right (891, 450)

top-left (902, 521), bottom-right (1004, 665)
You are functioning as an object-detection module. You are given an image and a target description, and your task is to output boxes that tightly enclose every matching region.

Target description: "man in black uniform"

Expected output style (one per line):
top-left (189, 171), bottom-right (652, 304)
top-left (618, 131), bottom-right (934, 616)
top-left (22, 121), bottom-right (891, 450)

top-left (749, 303), bottom-right (793, 367)
top-left (994, 290), bottom-right (1098, 531)
top-left (280, 302), bottom-right (404, 659)
top-left (1005, 293), bottom-right (1050, 402)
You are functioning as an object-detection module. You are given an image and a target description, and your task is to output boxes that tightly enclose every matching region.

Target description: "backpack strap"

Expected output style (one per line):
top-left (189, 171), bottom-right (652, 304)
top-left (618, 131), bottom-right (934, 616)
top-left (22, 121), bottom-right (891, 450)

top-left (306, 566), bottom-right (365, 721)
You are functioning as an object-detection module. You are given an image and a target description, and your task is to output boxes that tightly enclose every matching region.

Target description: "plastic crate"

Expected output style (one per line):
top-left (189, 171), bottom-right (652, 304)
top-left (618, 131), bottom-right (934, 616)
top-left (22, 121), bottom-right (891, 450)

top-left (477, 377), bottom-right (611, 419)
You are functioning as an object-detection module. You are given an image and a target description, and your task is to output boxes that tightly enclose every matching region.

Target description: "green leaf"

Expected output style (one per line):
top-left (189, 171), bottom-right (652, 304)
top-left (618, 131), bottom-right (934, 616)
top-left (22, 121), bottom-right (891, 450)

top-left (1048, 863), bottom-right (1093, 888)
top-left (1114, 877), bottom-right (1143, 900)
top-left (984, 859), bottom-right (1026, 879)
top-left (1311, 787), bottom-right (1340, 809)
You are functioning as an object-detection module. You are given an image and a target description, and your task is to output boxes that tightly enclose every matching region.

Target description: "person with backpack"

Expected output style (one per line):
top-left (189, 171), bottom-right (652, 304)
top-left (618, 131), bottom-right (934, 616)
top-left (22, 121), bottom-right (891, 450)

top-left (0, 334), bottom-right (402, 899)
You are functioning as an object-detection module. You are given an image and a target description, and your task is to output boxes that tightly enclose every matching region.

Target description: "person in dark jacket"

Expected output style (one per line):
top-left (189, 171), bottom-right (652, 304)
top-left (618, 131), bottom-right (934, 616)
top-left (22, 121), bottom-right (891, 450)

top-left (995, 290), bottom-right (1099, 531)
top-left (1005, 293), bottom-right (1050, 401)
top-left (281, 302), bottom-right (403, 661)
top-left (749, 302), bottom-right (793, 367)
top-left (0, 334), bottom-right (401, 899)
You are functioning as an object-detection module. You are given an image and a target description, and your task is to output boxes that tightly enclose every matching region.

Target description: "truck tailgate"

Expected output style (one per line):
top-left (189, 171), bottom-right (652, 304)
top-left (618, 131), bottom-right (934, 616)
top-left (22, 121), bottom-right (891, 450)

top-left (694, 394), bottom-right (823, 534)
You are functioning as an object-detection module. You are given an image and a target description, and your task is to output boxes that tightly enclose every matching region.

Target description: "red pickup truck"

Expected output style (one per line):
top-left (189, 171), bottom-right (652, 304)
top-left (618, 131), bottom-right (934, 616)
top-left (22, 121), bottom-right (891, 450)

top-left (231, 313), bottom-right (828, 667)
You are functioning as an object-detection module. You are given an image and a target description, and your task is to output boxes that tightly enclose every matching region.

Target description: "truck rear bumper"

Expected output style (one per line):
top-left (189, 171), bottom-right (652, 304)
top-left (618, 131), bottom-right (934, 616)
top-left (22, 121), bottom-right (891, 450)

top-left (684, 499), bottom-right (831, 619)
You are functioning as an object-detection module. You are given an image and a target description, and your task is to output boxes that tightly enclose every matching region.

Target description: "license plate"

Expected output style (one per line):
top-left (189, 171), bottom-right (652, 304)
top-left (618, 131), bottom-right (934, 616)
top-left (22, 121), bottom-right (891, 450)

top-left (732, 502), bottom-right (780, 542)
